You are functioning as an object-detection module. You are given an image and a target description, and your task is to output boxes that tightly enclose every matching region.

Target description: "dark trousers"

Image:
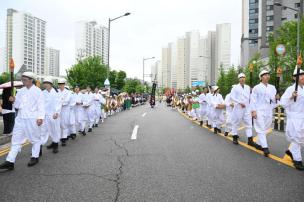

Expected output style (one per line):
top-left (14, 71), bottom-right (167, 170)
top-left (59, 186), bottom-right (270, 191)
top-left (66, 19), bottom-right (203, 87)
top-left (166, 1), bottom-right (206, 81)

top-left (2, 112), bottom-right (15, 134)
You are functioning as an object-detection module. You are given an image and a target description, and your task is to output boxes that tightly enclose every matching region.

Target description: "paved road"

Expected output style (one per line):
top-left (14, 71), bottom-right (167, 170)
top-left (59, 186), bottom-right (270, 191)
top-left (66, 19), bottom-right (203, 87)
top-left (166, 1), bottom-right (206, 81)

top-left (0, 104), bottom-right (304, 202)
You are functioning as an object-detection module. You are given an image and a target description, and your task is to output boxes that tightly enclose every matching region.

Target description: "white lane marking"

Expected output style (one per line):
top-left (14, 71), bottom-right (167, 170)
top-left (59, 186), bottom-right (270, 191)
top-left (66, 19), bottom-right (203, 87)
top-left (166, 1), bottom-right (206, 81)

top-left (142, 112), bottom-right (147, 117)
top-left (131, 125), bottom-right (139, 140)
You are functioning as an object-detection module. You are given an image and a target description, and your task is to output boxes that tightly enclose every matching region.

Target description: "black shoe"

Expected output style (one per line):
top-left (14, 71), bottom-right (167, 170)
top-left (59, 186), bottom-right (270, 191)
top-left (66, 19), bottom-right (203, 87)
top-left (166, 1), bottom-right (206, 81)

top-left (285, 150), bottom-right (294, 160)
top-left (95, 124), bottom-right (98, 127)
top-left (0, 161), bottom-right (14, 171)
top-left (224, 132), bottom-right (229, 136)
top-left (233, 136), bottom-right (239, 145)
top-left (39, 146), bottom-right (42, 157)
top-left (88, 128), bottom-right (92, 132)
top-left (61, 139), bottom-right (66, 147)
top-left (247, 137), bottom-right (257, 147)
top-left (262, 148), bottom-right (270, 157)
top-left (27, 157), bottom-right (39, 167)
top-left (46, 142), bottom-right (54, 149)
top-left (214, 128), bottom-right (217, 134)
top-left (200, 121), bottom-right (203, 126)
top-left (217, 129), bottom-right (221, 134)
top-left (208, 125), bottom-right (212, 129)
top-left (53, 143), bottom-right (59, 154)
top-left (293, 161), bottom-right (304, 171)
top-left (92, 124), bottom-right (95, 128)
top-left (255, 144), bottom-right (263, 151)
top-left (67, 135), bottom-right (71, 140)
top-left (82, 130), bottom-right (86, 136)
top-left (71, 134), bottom-right (76, 140)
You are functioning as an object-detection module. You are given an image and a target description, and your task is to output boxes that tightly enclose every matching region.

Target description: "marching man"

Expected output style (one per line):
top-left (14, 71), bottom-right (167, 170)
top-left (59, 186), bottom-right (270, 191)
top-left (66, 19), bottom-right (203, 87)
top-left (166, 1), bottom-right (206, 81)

top-left (41, 77), bottom-right (61, 154)
top-left (0, 72), bottom-right (45, 170)
top-left (199, 87), bottom-right (209, 126)
top-left (74, 86), bottom-right (87, 136)
top-left (230, 73), bottom-right (255, 146)
top-left (58, 78), bottom-right (71, 146)
top-left (251, 70), bottom-right (279, 157)
top-left (224, 89), bottom-right (234, 136)
top-left (210, 86), bottom-right (225, 134)
top-left (281, 67), bottom-right (304, 170)
top-left (83, 86), bottom-right (95, 132)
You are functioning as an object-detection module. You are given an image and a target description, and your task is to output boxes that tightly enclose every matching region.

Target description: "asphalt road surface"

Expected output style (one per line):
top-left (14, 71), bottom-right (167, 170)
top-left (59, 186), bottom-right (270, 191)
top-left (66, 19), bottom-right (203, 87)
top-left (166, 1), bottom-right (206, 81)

top-left (0, 104), bottom-right (303, 202)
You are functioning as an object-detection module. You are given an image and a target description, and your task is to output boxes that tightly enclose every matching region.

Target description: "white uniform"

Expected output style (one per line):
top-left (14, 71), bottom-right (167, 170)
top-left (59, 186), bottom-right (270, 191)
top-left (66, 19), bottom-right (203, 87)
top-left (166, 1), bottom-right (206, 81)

top-left (250, 83), bottom-right (277, 148)
top-left (206, 93), bottom-right (213, 126)
top-left (58, 88), bottom-right (71, 139)
top-left (199, 93), bottom-right (208, 122)
top-left (6, 85), bottom-right (45, 163)
top-left (210, 93), bottom-right (225, 129)
top-left (281, 84), bottom-right (304, 161)
top-left (83, 92), bottom-right (95, 129)
top-left (41, 88), bottom-right (61, 145)
top-left (69, 92), bottom-right (77, 135)
top-left (74, 92), bottom-right (87, 132)
top-left (93, 93), bottom-right (102, 125)
top-left (230, 84), bottom-right (252, 137)
top-left (224, 93), bottom-right (233, 133)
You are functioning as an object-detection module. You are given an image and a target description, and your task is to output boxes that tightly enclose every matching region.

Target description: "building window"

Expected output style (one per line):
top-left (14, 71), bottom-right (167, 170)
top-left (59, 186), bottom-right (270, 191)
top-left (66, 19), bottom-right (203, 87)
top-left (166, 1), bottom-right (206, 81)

top-left (295, 13), bottom-right (298, 19)
top-left (266, 16), bottom-right (273, 21)
top-left (281, 17), bottom-right (287, 21)
top-left (267, 5), bottom-right (273, 10)
top-left (266, 26), bottom-right (273, 31)
top-left (295, 3), bottom-right (301, 8)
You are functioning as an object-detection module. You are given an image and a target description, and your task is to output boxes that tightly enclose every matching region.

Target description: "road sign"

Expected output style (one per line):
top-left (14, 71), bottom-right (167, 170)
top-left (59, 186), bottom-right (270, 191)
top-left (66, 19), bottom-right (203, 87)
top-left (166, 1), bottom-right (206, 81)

top-left (191, 81), bottom-right (206, 87)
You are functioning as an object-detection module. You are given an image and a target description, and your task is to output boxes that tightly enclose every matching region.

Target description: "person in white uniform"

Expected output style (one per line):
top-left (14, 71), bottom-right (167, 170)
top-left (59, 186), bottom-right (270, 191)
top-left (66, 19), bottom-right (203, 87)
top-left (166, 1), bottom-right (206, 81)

top-left (0, 72), bottom-right (45, 170)
top-left (210, 86), bottom-right (225, 134)
top-left (40, 77), bottom-right (61, 154)
top-left (68, 87), bottom-right (77, 140)
top-left (224, 90), bottom-right (234, 136)
top-left (74, 86), bottom-right (87, 136)
top-left (281, 67), bottom-right (304, 170)
top-left (206, 86), bottom-right (214, 129)
top-left (93, 87), bottom-right (103, 127)
top-left (251, 70), bottom-right (278, 157)
top-left (199, 87), bottom-right (209, 126)
top-left (58, 78), bottom-right (71, 146)
top-left (83, 86), bottom-right (95, 132)
top-left (230, 73), bottom-right (256, 146)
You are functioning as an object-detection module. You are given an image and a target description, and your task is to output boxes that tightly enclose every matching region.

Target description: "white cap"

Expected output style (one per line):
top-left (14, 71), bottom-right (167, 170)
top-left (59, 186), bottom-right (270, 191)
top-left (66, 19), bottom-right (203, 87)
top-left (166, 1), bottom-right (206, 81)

top-left (22, 72), bottom-right (36, 79)
top-left (58, 78), bottom-right (66, 84)
top-left (213, 86), bottom-right (219, 92)
top-left (238, 73), bottom-right (246, 79)
top-left (259, 70), bottom-right (269, 78)
top-left (293, 66), bottom-right (304, 76)
top-left (43, 77), bottom-right (53, 84)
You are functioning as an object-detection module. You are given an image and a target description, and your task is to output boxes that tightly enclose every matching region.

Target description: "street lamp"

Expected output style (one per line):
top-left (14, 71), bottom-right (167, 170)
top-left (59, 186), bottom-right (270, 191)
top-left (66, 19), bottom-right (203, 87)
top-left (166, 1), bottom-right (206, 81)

top-left (143, 57), bottom-right (155, 83)
top-left (107, 12), bottom-right (131, 83)
top-left (274, 2), bottom-right (300, 56)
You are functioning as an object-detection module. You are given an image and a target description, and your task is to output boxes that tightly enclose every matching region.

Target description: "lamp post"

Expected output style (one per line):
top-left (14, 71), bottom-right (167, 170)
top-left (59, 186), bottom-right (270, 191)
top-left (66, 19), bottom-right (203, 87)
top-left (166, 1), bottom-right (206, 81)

top-left (274, 2), bottom-right (301, 101)
top-left (107, 12), bottom-right (131, 82)
top-left (142, 57), bottom-right (155, 83)
top-left (274, 2), bottom-right (300, 56)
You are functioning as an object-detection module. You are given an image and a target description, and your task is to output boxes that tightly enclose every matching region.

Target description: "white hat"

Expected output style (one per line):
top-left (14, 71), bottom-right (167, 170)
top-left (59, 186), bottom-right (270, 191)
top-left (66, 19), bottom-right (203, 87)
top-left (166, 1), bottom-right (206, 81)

top-left (213, 86), bottom-right (219, 92)
top-left (293, 66), bottom-right (304, 76)
top-left (22, 72), bottom-right (36, 79)
top-left (43, 77), bottom-right (53, 84)
top-left (58, 78), bottom-right (66, 84)
top-left (238, 73), bottom-right (246, 79)
top-left (259, 70), bottom-right (270, 78)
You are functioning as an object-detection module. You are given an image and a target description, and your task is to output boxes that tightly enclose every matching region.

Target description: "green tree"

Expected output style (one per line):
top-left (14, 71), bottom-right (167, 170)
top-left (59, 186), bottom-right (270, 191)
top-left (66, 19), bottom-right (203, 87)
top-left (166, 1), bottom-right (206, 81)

top-left (0, 72), bottom-right (11, 84)
top-left (123, 78), bottom-right (144, 94)
top-left (109, 70), bottom-right (118, 89)
top-left (268, 17), bottom-right (304, 91)
top-left (116, 70), bottom-right (127, 90)
top-left (66, 56), bottom-right (107, 89)
top-left (216, 66), bottom-right (227, 96)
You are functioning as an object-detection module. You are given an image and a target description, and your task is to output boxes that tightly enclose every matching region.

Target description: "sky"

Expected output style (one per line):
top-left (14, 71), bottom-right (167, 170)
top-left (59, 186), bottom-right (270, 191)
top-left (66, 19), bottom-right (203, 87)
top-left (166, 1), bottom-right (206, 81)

top-left (0, 0), bottom-right (242, 80)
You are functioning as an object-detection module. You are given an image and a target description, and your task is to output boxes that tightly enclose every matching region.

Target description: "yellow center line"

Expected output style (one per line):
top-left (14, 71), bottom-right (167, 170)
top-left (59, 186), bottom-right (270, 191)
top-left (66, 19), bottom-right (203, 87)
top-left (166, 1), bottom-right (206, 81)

top-left (177, 109), bottom-right (295, 169)
top-left (0, 142), bottom-right (30, 157)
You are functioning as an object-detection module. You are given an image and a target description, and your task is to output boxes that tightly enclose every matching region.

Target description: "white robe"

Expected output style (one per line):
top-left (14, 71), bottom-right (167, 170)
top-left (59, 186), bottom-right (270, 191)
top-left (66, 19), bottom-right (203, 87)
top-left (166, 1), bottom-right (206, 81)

top-left (210, 93), bottom-right (225, 128)
top-left (199, 93), bottom-right (208, 122)
top-left (6, 85), bottom-right (45, 163)
top-left (230, 84), bottom-right (252, 137)
top-left (58, 88), bottom-right (71, 139)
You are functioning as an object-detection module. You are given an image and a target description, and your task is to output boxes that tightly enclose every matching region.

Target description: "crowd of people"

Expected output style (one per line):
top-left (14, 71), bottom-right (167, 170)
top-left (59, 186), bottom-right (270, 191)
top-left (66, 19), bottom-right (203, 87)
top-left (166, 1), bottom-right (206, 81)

top-left (168, 67), bottom-right (304, 171)
top-left (0, 72), bottom-right (145, 171)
